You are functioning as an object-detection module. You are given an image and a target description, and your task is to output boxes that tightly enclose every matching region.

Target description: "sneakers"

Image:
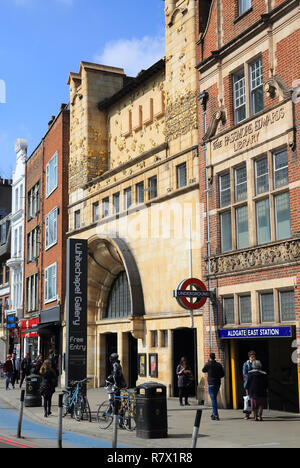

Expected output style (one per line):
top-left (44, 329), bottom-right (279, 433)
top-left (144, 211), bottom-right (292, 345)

top-left (211, 415), bottom-right (220, 421)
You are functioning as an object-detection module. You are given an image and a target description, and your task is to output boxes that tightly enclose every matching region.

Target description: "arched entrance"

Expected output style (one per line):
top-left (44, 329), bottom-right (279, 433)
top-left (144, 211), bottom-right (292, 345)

top-left (87, 235), bottom-right (145, 388)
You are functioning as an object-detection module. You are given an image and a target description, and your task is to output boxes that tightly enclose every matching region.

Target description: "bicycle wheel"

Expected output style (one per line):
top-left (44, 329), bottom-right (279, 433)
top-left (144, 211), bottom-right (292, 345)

top-left (62, 394), bottom-right (71, 417)
top-left (123, 400), bottom-right (136, 431)
top-left (97, 400), bottom-right (113, 429)
top-left (73, 396), bottom-right (84, 422)
top-left (83, 397), bottom-right (92, 422)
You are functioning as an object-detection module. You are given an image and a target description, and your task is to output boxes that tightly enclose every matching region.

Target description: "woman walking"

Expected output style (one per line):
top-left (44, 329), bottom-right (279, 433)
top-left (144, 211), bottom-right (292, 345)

top-left (39, 360), bottom-right (57, 417)
top-left (176, 357), bottom-right (193, 407)
top-left (245, 360), bottom-right (268, 422)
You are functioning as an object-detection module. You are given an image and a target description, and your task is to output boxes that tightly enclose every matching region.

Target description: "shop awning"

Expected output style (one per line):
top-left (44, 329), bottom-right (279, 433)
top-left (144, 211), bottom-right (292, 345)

top-left (20, 317), bottom-right (40, 338)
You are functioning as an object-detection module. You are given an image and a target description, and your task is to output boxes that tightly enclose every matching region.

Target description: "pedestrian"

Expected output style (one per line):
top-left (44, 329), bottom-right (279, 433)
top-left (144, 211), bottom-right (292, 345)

top-left (245, 360), bottom-right (268, 422)
top-left (176, 357), bottom-right (193, 407)
top-left (19, 353), bottom-right (32, 388)
top-left (11, 352), bottom-right (20, 389)
top-left (242, 350), bottom-right (256, 420)
top-left (32, 355), bottom-right (43, 375)
top-left (48, 349), bottom-right (59, 376)
top-left (39, 360), bottom-right (57, 417)
top-left (108, 353), bottom-right (126, 390)
top-left (202, 353), bottom-right (225, 421)
top-left (3, 355), bottom-right (13, 391)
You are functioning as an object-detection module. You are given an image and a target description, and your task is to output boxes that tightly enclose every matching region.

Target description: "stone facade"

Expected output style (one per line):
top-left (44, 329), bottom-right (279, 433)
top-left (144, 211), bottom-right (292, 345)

top-left (66, 0), bottom-right (204, 396)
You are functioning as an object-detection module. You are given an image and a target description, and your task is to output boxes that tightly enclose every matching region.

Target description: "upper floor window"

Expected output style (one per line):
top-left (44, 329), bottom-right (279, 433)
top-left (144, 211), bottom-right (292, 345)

top-left (250, 58), bottom-right (263, 115)
top-left (124, 188), bottom-right (132, 210)
top-left (113, 193), bottom-right (120, 214)
top-left (28, 182), bottom-right (40, 219)
top-left (273, 149), bottom-right (288, 189)
top-left (74, 210), bottom-right (81, 230)
top-left (44, 263), bottom-right (57, 304)
top-left (102, 197), bottom-right (110, 218)
top-left (46, 152), bottom-right (58, 198)
top-left (93, 202), bottom-right (99, 222)
top-left (45, 207), bottom-right (58, 250)
top-left (136, 182), bottom-right (145, 205)
top-left (255, 156), bottom-right (269, 195)
top-left (233, 69), bottom-right (246, 124)
top-left (15, 187), bottom-right (19, 212)
top-left (235, 165), bottom-right (247, 202)
top-left (148, 176), bottom-right (158, 200)
top-left (177, 163), bottom-right (187, 189)
top-left (238, 0), bottom-right (251, 16)
top-left (105, 271), bottom-right (131, 319)
top-left (219, 172), bottom-right (231, 207)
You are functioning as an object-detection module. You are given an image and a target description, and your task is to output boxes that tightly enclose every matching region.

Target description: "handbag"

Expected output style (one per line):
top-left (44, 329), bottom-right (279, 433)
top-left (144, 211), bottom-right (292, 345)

top-left (243, 395), bottom-right (251, 413)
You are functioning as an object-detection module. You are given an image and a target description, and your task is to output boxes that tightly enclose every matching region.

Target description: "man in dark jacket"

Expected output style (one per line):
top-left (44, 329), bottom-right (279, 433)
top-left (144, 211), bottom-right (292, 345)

top-left (108, 353), bottom-right (126, 390)
top-left (3, 355), bottom-right (13, 391)
top-left (19, 353), bottom-right (32, 388)
top-left (245, 360), bottom-right (268, 421)
top-left (202, 353), bottom-right (225, 421)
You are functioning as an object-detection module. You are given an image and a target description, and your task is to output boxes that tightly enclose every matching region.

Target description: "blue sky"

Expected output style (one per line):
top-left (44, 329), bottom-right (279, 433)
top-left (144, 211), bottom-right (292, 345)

top-left (0, 0), bottom-right (165, 178)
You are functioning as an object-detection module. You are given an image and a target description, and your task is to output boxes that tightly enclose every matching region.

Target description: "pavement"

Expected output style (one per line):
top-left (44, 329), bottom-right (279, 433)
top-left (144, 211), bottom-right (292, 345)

top-left (0, 378), bottom-right (300, 448)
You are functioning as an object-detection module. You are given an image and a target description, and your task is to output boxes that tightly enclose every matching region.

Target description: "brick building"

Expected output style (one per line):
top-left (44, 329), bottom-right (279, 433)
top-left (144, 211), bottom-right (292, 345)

top-left (22, 105), bottom-right (70, 370)
top-left (0, 179), bottom-right (12, 360)
top-left (197, 0), bottom-right (300, 412)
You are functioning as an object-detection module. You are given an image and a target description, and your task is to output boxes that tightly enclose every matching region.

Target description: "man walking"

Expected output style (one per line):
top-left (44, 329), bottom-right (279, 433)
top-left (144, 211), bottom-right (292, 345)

top-left (242, 350), bottom-right (256, 420)
top-left (20, 353), bottom-right (32, 388)
top-left (3, 355), bottom-right (13, 391)
top-left (11, 352), bottom-right (20, 389)
top-left (202, 353), bottom-right (225, 421)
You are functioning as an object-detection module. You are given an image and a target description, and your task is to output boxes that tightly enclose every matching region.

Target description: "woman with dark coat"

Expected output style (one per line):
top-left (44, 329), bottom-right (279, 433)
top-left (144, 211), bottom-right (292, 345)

top-left (32, 355), bottom-right (43, 375)
top-left (176, 357), bottom-right (193, 407)
top-left (245, 360), bottom-right (268, 422)
top-left (39, 360), bottom-right (57, 417)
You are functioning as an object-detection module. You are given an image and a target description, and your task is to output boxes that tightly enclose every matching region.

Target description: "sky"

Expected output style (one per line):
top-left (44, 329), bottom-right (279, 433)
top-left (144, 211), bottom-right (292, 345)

top-left (0, 0), bottom-right (165, 178)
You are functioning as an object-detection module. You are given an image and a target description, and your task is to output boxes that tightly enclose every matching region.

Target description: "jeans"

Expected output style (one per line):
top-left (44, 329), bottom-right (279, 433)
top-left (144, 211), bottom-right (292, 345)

top-left (5, 373), bottom-right (11, 390)
top-left (208, 384), bottom-right (221, 417)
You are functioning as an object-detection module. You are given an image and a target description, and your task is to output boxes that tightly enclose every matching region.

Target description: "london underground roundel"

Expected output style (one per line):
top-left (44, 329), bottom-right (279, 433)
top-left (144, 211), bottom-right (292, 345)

top-left (173, 278), bottom-right (210, 311)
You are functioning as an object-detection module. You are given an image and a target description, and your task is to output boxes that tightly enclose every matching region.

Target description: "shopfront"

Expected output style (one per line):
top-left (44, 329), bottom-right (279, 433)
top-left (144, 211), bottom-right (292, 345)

top-left (220, 326), bottom-right (300, 413)
top-left (20, 317), bottom-right (40, 360)
top-left (37, 306), bottom-right (61, 370)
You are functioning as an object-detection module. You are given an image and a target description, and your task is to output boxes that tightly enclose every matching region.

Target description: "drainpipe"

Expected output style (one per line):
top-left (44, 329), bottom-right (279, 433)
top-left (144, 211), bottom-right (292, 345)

top-left (199, 91), bottom-right (213, 353)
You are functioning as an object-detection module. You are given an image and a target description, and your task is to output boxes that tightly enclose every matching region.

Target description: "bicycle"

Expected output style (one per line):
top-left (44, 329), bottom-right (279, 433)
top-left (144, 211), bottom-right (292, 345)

top-left (97, 381), bottom-right (136, 431)
top-left (62, 378), bottom-right (91, 422)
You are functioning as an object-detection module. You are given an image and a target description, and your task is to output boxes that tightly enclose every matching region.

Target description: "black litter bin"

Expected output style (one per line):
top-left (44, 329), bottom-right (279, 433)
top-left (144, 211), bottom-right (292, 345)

top-left (135, 382), bottom-right (168, 439)
top-left (25, 374), bottom-right (42, 407)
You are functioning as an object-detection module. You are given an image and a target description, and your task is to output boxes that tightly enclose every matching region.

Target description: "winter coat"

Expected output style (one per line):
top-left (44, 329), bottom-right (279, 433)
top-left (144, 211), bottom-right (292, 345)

top-left (245, 370), bottom-right (268, 399)
top-left (3, 359), bottom-right (13, 374)
top-left (202, 360), bottom-right (225, 386)
top-left (39, 369), bottom-right (57, 399)
top-left (21, 358), bottom-right (32, 375)
top-left (176, 365), bottom-right (193, 388)
top-left (110, 360), bottom-right (126, 389)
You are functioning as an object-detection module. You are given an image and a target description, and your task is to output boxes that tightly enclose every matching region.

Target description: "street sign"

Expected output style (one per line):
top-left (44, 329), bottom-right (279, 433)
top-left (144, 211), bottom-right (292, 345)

top-left (173, 278), bottom-right (209, 311)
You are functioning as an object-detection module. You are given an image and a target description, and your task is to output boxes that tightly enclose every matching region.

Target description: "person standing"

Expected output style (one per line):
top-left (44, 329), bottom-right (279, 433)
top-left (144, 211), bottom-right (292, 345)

top-left (242, 350), bottom-right (256, 420)
top-left (39, 360), bottom-right (57, 417)
top-left (32, 355), bottom-right (43, 375)
top-left (176, 357), bottom-right (193, 407)
top-left (245, 360), bottom-right (268, 422)
top-left (19, 353), bottom-right (32, 388)
top-left (3, 355), bottom-right (13, 391)
top-left (202, 353), bottom-right (225, 421)
top-left (11, 353), bottom-right (20, 389)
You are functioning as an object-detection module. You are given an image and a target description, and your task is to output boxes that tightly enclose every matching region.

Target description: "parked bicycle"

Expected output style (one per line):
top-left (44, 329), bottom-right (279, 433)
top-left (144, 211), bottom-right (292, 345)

top-left (62, 378), bottom-right (91, 422)
top-left (97, 380), bottom-right (136, 431)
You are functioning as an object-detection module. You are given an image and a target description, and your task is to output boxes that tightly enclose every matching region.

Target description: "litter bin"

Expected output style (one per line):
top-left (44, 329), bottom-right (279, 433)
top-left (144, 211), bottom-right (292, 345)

top-left (25, 374), bottom-right (42, 407)
top-left (135, 382), bottom-right (168, 439)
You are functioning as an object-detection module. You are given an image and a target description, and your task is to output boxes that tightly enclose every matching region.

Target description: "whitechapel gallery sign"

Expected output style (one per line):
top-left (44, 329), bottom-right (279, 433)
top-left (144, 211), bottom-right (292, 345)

top-left (210, 100), bottom-right (293, 162)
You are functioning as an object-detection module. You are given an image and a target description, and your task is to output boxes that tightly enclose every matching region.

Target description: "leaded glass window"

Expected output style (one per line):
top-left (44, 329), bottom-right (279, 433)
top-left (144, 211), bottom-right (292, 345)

top-left (105, 271), bottom-right (131, 319)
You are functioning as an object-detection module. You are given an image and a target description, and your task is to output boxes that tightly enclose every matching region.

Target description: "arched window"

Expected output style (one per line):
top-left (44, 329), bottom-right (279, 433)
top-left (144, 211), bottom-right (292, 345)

top-left (105, 271), bottom-right (131, 319)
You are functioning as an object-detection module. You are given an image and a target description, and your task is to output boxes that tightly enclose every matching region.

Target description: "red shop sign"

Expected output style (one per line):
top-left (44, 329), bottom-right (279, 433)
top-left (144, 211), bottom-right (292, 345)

top-left (21, 317), bottom-right (40, 338)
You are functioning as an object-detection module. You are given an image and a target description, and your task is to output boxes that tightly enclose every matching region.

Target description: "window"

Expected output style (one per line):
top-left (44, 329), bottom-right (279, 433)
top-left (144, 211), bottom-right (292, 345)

top-left (124, 188), bottom-right (132, 210)
top-left (93, 202), bottom-right (99, 222)
top-left (279, 291), bottom-right (295, 322)
top-left (233, 69), bottom-right (246, 124)
top-left (236, 205), bottom-right (249, 249)
top-left (256, 198), bottom-right (271, 244)
top-left (5, 265), bottom-right (9, 284)
top-left (219, 172), bottom-right (231, 207)
top-left (136, 182), bottom-right (145, 204)
top-left (239, 0), bottom-right (251, 15)
top-left (26, 274), bottom-right (39, 312)
top-left (177, 163), bottom-right (187, 189)
top-left (161, 330), bottom-right (168, 348)
top-left (255, 156), bottom-right (269, 195)
top-left (273, 150), bottom-right (288, 189)
top-left (152, 331), bottom-right (158, 348)
top-left (105, 271), bottom-right (131, 319)
top-left (260, 292), bottom-right (274, 323)
top-left (75, 210), bottom-right (81, 229)
top-left (46, 152), bottom-right (58, 197)
top-left (44, 263), bottom-right (57, 303)
top-left (235, 165), bottom-right (247, 202)
top-left (223, 297), bottom-right (235, 325)
top-left (27, 227), bottom-right (40, 262)
top-left (275, 192), bottom-right (291, 240)
top-left (14, 229), bottom-right (18, 257)
top-left (148, 176), bottom-right (158, 200)
top-left (113, 193), bottom-right (120, 214)
top-left (102, 197), bottom-right (110, 218)
top-left (250, 58), bottom-right (263, 115)
top-left (27, 183), bottom-right (40, 219)
top-left (18, 226), bottom-right (22, 257)
top-left (220, 211), bottom-right (232, 253)
top-left (15, 187), bottom-right (19, 212)
top-left (239, 295), bottom-right (252, 324)
top-left (45, 207), bottom-right (58, 250)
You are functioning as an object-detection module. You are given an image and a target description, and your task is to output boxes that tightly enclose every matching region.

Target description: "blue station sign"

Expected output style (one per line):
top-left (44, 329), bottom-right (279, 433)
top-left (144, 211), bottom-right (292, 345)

top-left (219, 326), bottom-right (293, 340)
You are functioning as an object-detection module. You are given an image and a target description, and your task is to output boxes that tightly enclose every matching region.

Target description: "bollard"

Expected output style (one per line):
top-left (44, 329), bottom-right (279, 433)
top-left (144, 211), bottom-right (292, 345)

top-left (191, 410), bottom-right (202, 449)
top-left (17, 390), bottom-right (25, 439)
top-left (58, 394), bottom-right (63, 449)
top-left (112, 397), bottom-right (119, 449)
